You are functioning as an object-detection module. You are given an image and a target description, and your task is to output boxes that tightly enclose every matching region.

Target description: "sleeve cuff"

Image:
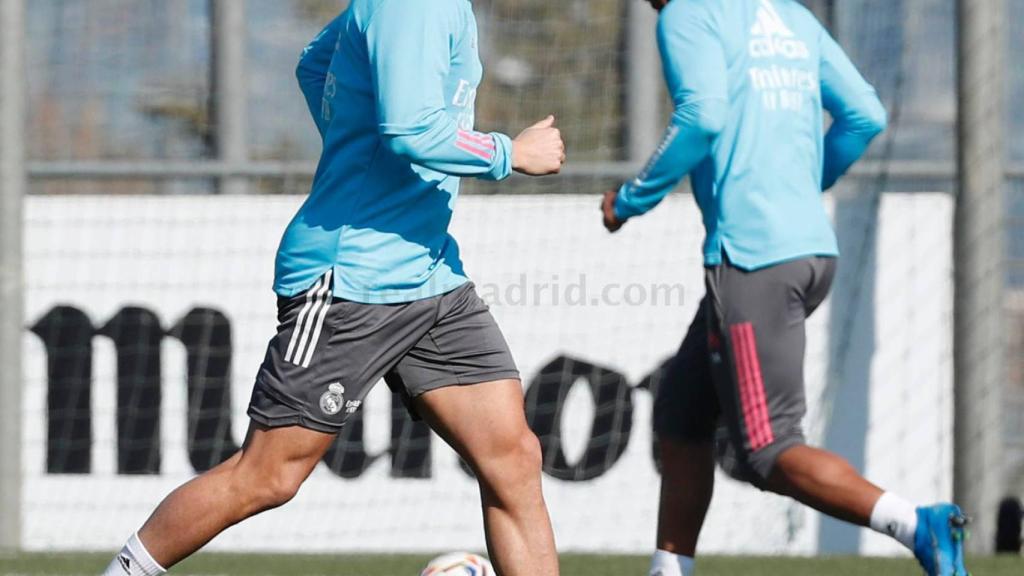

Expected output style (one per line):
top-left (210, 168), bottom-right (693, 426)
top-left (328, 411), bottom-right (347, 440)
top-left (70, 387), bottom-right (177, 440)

top-left (614, 183), bottom-right (645, 220)
top-left (486, 132), bottom-right (514, 181)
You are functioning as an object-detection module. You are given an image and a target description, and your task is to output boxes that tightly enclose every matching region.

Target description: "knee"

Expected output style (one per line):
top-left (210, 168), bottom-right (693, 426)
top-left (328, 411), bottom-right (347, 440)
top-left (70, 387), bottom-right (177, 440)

top-left (477, 428), bottom-right (544, 489)
top-left (517, 430), bottom-right (544, 475)
top-left (727, 433), bottom-right (806, 490)
top-left (235, 468), bottom-right (305, 514)
top-left (503, 428), bottom-right (544, 479)
top-left (262, 473), bottom-right (304, 509)
top-left (791, 450), bottom-right (858, 487)
top-left (762, 442), bottom-right (858, 495)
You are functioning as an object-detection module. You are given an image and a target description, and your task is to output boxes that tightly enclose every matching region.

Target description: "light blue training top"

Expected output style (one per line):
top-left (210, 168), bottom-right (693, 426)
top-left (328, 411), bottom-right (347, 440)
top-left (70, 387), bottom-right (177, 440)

top-left (277, 0), bottom-right (513, 303)
top-left (615, 0), bottom-right (887, 270)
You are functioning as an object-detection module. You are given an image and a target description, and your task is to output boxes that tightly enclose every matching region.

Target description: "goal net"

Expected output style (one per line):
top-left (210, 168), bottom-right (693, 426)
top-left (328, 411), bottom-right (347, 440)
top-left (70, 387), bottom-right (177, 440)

top-left (10, 0), bottom-right (1021, 558)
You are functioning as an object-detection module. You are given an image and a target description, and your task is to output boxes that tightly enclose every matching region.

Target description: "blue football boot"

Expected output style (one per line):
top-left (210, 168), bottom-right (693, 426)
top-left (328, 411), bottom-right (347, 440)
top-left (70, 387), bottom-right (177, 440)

top-left (913, 503), bottom-right (970, 576)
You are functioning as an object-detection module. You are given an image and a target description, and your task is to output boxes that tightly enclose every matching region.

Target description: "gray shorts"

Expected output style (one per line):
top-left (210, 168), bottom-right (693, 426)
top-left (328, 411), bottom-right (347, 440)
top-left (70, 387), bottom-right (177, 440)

top-left (654, 256), bottom-right (837, 484)
top-left (248, 273), bottom-right (519, 433)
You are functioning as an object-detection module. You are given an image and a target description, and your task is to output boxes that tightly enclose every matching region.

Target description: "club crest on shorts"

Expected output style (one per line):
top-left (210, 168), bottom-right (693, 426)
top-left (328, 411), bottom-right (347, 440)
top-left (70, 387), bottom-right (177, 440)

top-left (319, 382), bottom-right (346, 416)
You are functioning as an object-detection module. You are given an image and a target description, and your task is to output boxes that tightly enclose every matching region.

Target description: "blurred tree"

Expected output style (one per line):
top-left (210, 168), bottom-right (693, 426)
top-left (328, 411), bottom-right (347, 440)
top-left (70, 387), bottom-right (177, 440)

top-left (291, 0), bottom-right (349, 24)
top-left (477, 0), bottom-right (625, 163)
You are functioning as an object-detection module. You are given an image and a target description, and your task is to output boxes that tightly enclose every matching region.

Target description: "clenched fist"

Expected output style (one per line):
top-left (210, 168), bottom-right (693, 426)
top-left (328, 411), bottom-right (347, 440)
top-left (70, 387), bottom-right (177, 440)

top-left (601, 189), bottom-right (625, 233)
top-left (512, 115), bottom-right (566, 176)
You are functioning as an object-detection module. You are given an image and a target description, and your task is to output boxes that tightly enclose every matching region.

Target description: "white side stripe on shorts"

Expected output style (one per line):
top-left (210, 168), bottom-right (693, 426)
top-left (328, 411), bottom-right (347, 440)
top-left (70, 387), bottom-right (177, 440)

top-left (283, 275), bottom-right (323, 364)
top-left (284, 270), bottom-right (333, 366)
top-left (301, 273), bottom-right (335, 368)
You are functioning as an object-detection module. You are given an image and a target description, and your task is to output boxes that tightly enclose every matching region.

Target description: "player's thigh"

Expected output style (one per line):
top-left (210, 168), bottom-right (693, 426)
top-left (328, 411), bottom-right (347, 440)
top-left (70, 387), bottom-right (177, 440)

top-left (708, 260), bottom-right (812, 478)
top-left (658, 436), bottom-right (714, 485)
top-left (233, 421), bottom-right (337, 491)
top-left (396, 283), bottom-right (534, 472)
top-left (654, 297), bottom-right (719, 443)
top-left (415, 378), bottom-right (534, 468)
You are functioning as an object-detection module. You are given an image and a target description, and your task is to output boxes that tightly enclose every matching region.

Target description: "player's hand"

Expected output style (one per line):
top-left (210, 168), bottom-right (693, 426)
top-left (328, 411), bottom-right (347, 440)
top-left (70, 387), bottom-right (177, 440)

top-left (602, 190), bottom-right (625, 233)
top-left (512, 115), bottom-right (566, 176)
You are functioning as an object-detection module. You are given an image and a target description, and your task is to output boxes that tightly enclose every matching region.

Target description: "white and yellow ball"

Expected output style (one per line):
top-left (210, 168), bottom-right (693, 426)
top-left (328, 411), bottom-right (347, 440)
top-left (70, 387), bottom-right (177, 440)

top-left (420, 552), bottom-right (495, 576)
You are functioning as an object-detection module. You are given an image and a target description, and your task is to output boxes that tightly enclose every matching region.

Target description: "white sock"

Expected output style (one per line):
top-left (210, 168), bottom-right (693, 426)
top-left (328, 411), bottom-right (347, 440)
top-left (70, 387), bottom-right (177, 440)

top-left (648, 549), bottom-right (695, 576)
top-left (102, 533), bottom-right (166, 576)
top-left (869, 492), bottom-right (919, 550)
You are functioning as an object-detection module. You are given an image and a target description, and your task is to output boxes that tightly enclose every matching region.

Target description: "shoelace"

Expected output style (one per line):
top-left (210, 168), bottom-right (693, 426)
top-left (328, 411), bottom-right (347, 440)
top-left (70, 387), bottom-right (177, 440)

top-left (949, 513), bottom-right (971, 576)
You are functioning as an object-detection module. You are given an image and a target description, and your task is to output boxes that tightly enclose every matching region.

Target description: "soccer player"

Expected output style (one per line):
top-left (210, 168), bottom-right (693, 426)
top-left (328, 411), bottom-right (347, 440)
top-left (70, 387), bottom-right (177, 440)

top-left (103, 1), bottom-right (564, 575)
top-left (602, 1), bottom-right (969, 575)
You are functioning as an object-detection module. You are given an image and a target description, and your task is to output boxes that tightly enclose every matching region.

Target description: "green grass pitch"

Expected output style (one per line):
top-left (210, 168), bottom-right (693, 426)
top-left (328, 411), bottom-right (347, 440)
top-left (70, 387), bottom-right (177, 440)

top-left (1, 553), bottom-right (1022, 575)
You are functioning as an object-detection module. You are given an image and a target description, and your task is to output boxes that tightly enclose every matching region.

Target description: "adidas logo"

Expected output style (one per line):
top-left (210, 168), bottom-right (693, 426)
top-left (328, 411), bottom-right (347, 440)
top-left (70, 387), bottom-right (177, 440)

top-left (751, 0), bottom-right (794, 38)
top-left (749, 0), bottom-right (810, 60)
top-left (117, 554), bottom-right (132, 574)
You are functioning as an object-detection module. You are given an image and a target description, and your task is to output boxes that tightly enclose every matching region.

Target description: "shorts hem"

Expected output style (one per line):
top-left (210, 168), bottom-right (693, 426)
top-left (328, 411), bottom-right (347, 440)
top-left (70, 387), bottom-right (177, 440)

top-left (409, 369), bottom-right (521, 398)
top-left (247, 407), bottom-right (342, 434)
top-left (248, 380), bottom-right (344, 434)
top-left (748, 433), bottom-right (806, 480)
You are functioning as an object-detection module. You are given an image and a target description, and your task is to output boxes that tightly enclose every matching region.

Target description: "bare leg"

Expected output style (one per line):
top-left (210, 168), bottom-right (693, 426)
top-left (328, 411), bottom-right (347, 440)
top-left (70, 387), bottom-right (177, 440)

top-left (136, 423), bottom-right (336, 568)
top-left (416, 379), bottom-right (558, 576)
top-left (657, 438), bottom-right (891, 555)
top-left (655, 438), bottom-right (715, 557)
top-left (766, 444), bottom-right (883, 526)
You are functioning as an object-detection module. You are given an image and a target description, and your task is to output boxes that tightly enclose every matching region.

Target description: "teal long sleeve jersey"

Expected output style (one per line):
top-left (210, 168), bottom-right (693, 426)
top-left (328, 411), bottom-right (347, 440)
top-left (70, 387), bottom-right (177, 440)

top-left (277, 0), bottom-right (513, 303)
top-left (615, 0), bottom-right (888, 270)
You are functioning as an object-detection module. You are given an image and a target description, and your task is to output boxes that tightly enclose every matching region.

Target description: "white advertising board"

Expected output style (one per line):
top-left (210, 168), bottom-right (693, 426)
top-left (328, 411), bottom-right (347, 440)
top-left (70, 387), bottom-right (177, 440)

top-left (21, 194), bottom-right (952, 555)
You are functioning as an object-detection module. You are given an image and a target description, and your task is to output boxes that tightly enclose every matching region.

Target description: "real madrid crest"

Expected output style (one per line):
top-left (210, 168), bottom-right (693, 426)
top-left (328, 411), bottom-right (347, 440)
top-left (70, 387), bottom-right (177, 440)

top-left (319, 382), bottom-right (345, 416)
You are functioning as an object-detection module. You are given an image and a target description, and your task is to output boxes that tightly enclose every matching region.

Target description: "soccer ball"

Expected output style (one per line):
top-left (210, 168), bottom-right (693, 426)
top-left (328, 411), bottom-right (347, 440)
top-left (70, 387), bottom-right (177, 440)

top-left (420, 552), bottom-right (495, 576)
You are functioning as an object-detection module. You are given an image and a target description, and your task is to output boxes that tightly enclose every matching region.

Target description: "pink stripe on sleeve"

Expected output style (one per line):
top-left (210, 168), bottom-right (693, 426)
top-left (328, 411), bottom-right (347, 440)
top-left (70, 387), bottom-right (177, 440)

top-left (457, 130), bottom-right (496, 150)
top-left (455, 139), bottom-right (494, 161)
